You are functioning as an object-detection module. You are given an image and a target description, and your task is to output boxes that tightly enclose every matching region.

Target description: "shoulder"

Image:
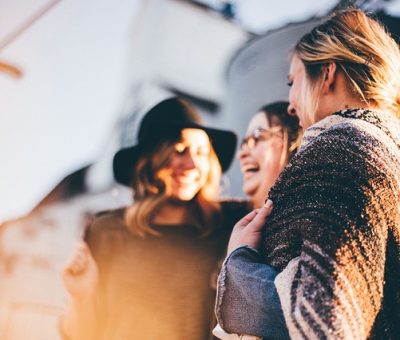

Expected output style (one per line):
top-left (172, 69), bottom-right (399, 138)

top-left (271, 112), bottom-right (400, 201)
top-left (219, 199), bottom-right (251, 224)
top-left (305, 121), bottom-right (372, 153)
top-left (301, 110), bottom-right (400, 159)
top-left (85, 208), bottom-right (127, 243)
top-left (220, 198), bottom-right (250, 211)
top-left (296, 121), bottom-right (385, 172)
top-left (92, 208), bottom-right (125, 229)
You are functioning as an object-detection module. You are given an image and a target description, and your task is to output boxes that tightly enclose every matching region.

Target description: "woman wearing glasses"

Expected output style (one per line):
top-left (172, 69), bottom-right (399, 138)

top-left (213, 102), bottom-right (300, 340)
top-left (238, 101), bottom-right (300, 209)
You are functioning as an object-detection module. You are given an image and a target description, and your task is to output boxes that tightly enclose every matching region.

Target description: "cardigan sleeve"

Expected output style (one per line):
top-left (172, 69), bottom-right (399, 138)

top-left (271, 127), bottom-right (394, 339)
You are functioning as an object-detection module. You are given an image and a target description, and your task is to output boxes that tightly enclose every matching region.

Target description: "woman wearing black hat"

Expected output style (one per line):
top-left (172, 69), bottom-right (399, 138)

top-left (60, 97), bottom-right (248, 340)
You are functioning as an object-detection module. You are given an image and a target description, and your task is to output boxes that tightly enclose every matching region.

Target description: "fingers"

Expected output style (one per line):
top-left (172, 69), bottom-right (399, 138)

top-left (264, 199), bottom-right (273, 210)
top-left (227, 200), bottom-right (274, 253)
top-left (256, 199), bottom-right (274, 220)
top-left (245, 199), bottom-right (274, 233)
top-left (77, 241), bottom-right (92, 258)
top-left (236, 209), bottom-right (260, 228)
top-left (63, 242), bottom-right (92, 276)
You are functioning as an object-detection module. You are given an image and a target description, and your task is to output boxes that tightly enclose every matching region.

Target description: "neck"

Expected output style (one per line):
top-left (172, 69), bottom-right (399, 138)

top-left (152, 200), bottom-right (192, 225)
top-left (318, 96), bottom-right (371, 122)
top-left (252, 194), bottom-right (265, 209)
top-left (251, 186), bottom-right (271, 209)
top-left (317, 71), bottom-right (375, 122)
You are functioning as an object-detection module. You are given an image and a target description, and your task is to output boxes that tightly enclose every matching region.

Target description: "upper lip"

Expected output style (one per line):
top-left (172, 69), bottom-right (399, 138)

top-left (173, 172), bottom-right (199, 182)
top-left (240, 161), bottom-right (259, 173)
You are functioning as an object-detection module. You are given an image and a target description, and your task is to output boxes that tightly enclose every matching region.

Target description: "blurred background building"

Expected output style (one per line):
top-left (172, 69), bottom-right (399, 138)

top-left (0, 0), bottom-right (399, 338)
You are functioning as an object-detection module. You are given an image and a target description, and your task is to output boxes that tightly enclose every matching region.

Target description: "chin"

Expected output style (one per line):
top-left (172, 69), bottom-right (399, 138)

top-left (178, 195), bottom-right (195, 201)
top-left (242, 184), bottom-right (257, 199)
top-left (174, 189), bottom-right (199, 201)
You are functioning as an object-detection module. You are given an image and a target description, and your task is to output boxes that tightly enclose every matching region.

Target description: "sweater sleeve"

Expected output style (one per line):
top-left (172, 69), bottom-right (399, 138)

top-left (78, 211), bottom-right (121, 339)
top-left (272, 127), bottom-right (393, 339)
top-left (58, 212), bottom-right (118, 340)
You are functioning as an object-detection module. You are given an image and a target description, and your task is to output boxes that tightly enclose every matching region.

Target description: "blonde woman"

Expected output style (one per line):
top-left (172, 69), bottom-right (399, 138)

top-left (60, 98), bottom-right (248, 340)
top-left (216, 9), bottom-right (400, 339)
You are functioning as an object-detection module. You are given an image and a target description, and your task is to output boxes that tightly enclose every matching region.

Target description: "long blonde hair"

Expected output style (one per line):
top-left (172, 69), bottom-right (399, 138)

top-left (124, 135), bottom-right (222, 238)
top-left (294, 9), bottom-right (400, 122)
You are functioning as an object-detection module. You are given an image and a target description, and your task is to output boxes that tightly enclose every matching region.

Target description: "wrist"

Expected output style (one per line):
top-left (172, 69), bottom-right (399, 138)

top-left (228, 243), bottom-right (252, 256)
top-left (68, 292), bottom-right (96, 308)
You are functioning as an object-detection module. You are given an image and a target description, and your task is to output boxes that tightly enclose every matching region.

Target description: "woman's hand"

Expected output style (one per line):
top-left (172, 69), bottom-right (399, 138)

top-left (61, 241), bottom-right (99, 300)
top-left (60, 242), bottom-right (99, 340)
top-left (227, 200), bottom-right (273, 254)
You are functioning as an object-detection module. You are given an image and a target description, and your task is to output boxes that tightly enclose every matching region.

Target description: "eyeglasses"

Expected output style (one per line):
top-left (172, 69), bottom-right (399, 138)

top-left (240, 127), bottom-right (283, 150)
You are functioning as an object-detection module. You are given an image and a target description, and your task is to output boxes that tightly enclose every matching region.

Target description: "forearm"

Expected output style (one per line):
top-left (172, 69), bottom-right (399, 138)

top-left (60, 295), bottom-right (97, 340)
top-left (275, 240), bottom-right (385, 339)
top-left (216, 246), bottom-right (289, 339)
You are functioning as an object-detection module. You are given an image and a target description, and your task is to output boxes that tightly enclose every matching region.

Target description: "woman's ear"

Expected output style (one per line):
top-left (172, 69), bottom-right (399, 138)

top-left (322, 62), bottom-right (337, 94)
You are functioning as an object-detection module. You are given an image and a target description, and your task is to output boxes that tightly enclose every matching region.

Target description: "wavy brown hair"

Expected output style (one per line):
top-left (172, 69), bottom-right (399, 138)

top-left (124, 134), bottom-right (222, 238)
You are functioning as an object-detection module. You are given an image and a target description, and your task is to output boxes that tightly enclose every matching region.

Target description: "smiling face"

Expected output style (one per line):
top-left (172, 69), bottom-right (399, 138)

top-left (238, 112), bottom-right (285, 208)
top-left (287, 54), bottom-right (315, 129)
top-left (163, 128), bottom-right (211, 201)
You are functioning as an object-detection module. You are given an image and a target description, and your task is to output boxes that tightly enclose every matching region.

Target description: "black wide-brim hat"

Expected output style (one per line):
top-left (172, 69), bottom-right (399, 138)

top-left (113, 97), bottom-right (237, 186)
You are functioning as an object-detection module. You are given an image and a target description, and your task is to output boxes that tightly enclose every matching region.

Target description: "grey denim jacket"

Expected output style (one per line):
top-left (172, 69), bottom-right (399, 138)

top-left (215, 246), bottom-right (290, 340)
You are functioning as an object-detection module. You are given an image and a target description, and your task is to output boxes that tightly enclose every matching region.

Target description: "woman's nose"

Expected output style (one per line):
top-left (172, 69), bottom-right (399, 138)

top-left (181, 153), bottom-right (196, 170)
top-left (237, 146), bottom-right (250, 160)
top-left (287, 104), bottom-right (296, 117)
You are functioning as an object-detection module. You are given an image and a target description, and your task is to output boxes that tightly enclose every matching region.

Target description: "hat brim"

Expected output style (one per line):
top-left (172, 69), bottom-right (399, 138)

top-left (113, 123), bottom-right (237, 186)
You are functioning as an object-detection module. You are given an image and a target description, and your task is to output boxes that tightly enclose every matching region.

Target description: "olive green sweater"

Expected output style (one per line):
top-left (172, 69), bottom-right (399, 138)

top-left (81, 201), bottom-right (248, 340)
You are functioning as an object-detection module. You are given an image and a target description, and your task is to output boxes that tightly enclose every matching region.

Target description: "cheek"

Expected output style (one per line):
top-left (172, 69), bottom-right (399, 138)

top-left (259, 143), bottom-right (283, 170)
top-left (194, 157), bottom-right (210, 177)
top-left (288, 87), bottom-right (294, 103)
top-left (253, 142), bottom-right (275, 163)
top-left (289, 84), bottom-right (299, 105)
top-left (156, 168), bottom-right (173, 186)
top-left (199, 161), bottom-right (211, 180)
top-left (252, 147), bottom-right (267, 165)
top-left (166, 156), bottom-right (178, 170)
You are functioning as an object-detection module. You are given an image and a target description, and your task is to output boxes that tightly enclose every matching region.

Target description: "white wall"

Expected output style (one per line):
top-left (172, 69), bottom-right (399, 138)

top-left (0, 0), bottom-right (141, 222)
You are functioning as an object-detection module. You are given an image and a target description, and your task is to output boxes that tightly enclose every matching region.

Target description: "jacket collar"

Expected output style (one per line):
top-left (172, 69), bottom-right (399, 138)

top-left (300, 108), bottom-right (400, 151)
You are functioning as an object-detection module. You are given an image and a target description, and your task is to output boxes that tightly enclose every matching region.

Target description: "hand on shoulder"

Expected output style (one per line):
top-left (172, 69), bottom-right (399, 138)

top-left (227, 200), bottom-right (273, 254)
top-left (61, 241), bottom-right (99, 300)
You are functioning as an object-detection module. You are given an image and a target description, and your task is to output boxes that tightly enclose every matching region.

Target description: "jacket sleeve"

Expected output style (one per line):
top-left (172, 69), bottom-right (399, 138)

top-left (272, 129), bottom-right (392, 339)
top-left (215, 246), bottom-right (289, 339)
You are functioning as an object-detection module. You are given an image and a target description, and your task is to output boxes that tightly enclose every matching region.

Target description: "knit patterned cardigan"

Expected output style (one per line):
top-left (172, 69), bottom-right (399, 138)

top-left (262, 109), bottom-right (400, 339)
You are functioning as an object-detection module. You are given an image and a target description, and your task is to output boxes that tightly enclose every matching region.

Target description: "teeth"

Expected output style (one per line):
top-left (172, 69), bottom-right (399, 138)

top-left (243, 164), bottom-right (259, 172)
top-left (174, 174), bottom-right (199, 183)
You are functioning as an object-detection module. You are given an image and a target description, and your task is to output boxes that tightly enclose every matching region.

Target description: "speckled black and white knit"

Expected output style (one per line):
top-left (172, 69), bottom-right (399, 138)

top-left (262, 108), bottom-right (400, 339)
